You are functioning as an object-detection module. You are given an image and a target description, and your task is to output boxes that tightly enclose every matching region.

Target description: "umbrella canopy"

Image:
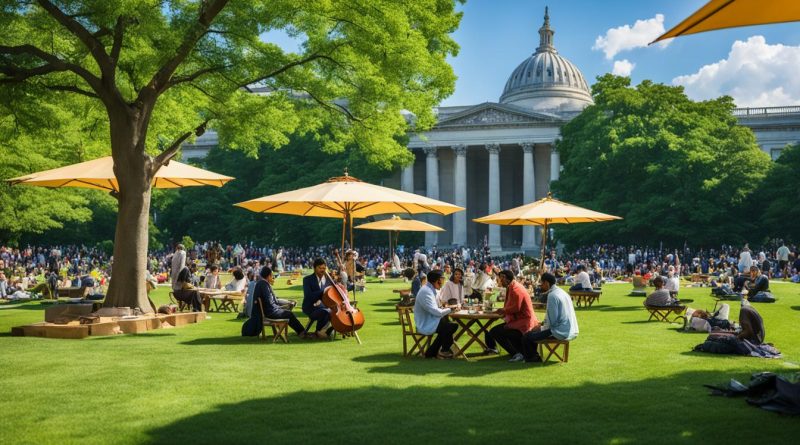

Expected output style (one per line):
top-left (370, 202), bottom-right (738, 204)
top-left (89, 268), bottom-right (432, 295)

top-left (473, 193), bottom-right (621, 275)
top-left (472, 194), bottom-right (621, 226)
top-left (235, 173), bottom-right (463, 218)
top-left (652, 0), bottom-right (800, 43)
top-left (7, 156), bottom-right (233, 192)
top-left (355, 215), bottom-right (445, 232)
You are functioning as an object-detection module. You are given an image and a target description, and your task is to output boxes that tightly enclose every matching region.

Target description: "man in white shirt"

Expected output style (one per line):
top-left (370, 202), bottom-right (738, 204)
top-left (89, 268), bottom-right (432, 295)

top-left (569, 264), bottom-right (592, 291)
top-left (777, 242), bottom-right (790, 278)
top-left (738, 246), bottom-right (753, 274)
top-left (414, 270), bottom-right (456, 359)
top-left (664, 266), bottom-right (680, 296)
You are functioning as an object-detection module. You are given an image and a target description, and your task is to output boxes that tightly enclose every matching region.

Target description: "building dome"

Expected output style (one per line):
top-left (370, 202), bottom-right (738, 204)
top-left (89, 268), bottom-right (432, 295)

top-left (499, 8), bottom-right (593, 112)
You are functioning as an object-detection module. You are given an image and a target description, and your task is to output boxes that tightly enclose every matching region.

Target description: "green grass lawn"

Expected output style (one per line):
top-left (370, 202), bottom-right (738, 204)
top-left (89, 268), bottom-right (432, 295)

top-left (1, 277), bottom-right (799, 444)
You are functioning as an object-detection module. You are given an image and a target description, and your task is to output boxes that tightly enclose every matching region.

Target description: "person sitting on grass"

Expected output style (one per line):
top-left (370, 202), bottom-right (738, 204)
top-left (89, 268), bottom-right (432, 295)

top-left (694, 302), bottom-right (778, 357)
top-left (644, 276), bottom-right (680, 307)
top-left (485, 270), bottom-right (540, 362)
top-left (241, 266), bottom-right (308, 338)
top-left (745, 266), bottom-right (771, 301)
top-left (414, 270), bottom-right (457, 359)
top-left (568, 264), bottom-right (592, 292)
top-left (686, 303), bottom-right (733, 332)
top-left (522, 272), bottom-right (579, 363)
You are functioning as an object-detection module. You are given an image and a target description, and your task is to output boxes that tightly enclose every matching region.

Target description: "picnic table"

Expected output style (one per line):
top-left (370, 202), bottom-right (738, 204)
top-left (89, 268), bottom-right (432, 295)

top-left (450, 310), bottom-right (502, 360)
top-left (196, 289), bottom-right (244, 312)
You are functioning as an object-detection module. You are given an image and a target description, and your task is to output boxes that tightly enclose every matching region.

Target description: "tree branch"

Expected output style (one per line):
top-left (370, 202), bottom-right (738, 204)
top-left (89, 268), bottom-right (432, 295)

top-left (0, 44), bottom-right (102, 91)
top-left (109, 16), bottom-right (130, 68)
top-left (300, 88), bottom-right (362, 124)
top-left (138, 0), bottom-right (230, 102)
top-left (35, 0), bottom-right (114, 78)
top-left (240, 52), bottom-right (338, 88)
top-left (45, 84), bottom-right (99, 98)
top-left (168, 64), bottom-right (229, 87)
top-left (153, 118), bottom-right (211, 168)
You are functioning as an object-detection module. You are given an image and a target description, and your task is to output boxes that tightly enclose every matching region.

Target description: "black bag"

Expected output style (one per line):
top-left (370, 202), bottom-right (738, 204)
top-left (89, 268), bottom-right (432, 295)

top-left (694, 333), bottom-right (739, 354)
top-left (749, 292), bottom-right (776, 303)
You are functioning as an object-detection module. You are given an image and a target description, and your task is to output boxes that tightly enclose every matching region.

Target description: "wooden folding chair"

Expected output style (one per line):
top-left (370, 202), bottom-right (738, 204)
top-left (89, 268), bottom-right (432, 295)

top-left (256, 299), bottom-right (289, 343)
top-left (396, 305), bottom-right (431, 357)
top-left (645, 304), bottom-right (686, 323)
top-left (538, 338), bottom-right (570, 363)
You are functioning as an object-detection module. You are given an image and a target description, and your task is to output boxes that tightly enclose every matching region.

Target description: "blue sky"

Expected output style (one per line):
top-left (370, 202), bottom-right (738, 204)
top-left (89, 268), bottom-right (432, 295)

top-left (442, 0), bottom-right (800, 107)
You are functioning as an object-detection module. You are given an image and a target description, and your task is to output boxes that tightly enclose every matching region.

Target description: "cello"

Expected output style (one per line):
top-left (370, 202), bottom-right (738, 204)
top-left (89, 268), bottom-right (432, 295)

top-left (322, 271), bottom-right (365, 343)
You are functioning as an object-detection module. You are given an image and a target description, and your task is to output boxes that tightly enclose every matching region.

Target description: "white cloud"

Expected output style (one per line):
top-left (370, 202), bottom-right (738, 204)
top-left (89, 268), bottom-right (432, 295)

top-left (673, 36), bottom-right (800, 107)
top-left (593, 14), bottom-right (669, 59)
top-left (612, 59), bottom-right (635, 76)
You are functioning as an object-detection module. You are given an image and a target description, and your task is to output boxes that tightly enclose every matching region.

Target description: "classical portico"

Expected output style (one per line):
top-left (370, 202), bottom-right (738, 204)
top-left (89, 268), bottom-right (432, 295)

top-left (399, 8), bottom-right (593, 253)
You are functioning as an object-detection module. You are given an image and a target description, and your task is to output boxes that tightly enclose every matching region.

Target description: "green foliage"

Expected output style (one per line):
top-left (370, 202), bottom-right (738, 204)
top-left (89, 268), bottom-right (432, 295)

top-left (98, 239), bottom-right (114, 256)
top-left (180, 235), bottom-right (195, 251)
top-left (155, 134), bottom-right (397, 247)
top-left (752, 144), bottom-right (800, 242)
top-left (552, 75), bottom-right (772, 247)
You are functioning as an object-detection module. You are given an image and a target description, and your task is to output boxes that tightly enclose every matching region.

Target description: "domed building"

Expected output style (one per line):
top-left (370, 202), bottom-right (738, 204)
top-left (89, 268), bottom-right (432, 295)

top-left (400, 8), bottom-right (594, 252)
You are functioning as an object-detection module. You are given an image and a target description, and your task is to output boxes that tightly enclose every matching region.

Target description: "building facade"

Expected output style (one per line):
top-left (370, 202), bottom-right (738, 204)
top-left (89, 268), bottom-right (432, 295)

top-left (183, 10), bottom-right (800, 252)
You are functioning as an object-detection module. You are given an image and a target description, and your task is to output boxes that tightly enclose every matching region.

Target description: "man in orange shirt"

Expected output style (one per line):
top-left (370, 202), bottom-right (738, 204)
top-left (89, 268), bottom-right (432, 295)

top-left (485, 269), bottom-right (540, 362)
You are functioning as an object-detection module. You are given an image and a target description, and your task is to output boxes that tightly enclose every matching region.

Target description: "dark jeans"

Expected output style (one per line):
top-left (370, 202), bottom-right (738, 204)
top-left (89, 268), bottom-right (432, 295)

top-left (266, 309), bottom-right (305, 335)
top-left (569, 284), bottom-right (591, 291)
top-left (485, 323), bottom-right (524, 355)
top-left (425, 318), bottom-right (458, 358)
top-left (306, 306), bottom-right (331, 332)
top-left (522, 328), bottom-right (553, 361)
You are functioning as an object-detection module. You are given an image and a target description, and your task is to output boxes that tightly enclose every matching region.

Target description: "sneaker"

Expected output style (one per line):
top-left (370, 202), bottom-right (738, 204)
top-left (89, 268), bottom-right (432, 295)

top-left (437, 350), bottom-right (454, 359)
top-left (483, 348), bottom-right (499, 355)
top-left (508, 353), bottom-right (525, 363)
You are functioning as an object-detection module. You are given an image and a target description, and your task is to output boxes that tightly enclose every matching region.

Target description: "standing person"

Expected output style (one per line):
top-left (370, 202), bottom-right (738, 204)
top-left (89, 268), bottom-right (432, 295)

top-left (738, 245), bottom-right (753, 274)
top-left (302, 258), bottom-right (334, 339)
top-left (414, 270), bottom-right (457, 359)
top-left (776, 242), bottom-right (791, 279)
top-left (522, 272), bottom-right (578, 363)
top-left (170, 244), bottom-right (187, 291)
top-left (485, 270), bottom-right (539, 362)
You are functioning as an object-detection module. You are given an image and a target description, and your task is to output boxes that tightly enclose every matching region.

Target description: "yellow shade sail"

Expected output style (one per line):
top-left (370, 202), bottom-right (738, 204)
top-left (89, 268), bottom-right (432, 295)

top-left (653, 0), bottom-right (800, 43)
top-left (7, 156), bottom-right (233, 191)
top-left (472, 194), bottom-right (621, 226)
top-left (355, 215), bottom-right (444, 232)
top-left (235, 173), bottom-right (463, 219)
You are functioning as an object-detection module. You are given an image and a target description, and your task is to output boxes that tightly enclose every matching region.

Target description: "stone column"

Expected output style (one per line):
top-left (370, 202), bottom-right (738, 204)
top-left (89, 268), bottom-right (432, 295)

top-left (401, 150), bottom-right (414, 193)
top-left (486, 143), bottom-right (501, 252)
top-left (550, 145), bottom-right (560, 182)
top-left (521, 143), bottom-right (536, 252)
top-left (424, 146), bottom-right (439, 246)
top-left (451, 144), bottom-right (467, 246)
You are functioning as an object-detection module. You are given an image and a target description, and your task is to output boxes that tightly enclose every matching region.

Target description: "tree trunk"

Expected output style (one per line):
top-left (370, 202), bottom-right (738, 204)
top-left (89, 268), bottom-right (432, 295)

top-left (103, 111), bottom-right (154, 313)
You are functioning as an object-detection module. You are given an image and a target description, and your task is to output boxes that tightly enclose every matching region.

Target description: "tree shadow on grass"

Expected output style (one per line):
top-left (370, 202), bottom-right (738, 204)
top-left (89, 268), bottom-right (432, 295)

top-left (349, 352), bottom-right (567, 377)
top-left (598, 305), bottom-right (642, 312)
top-left (791, 306), bottom-right (800, 311)
top-left (143, 370), bottom-right (799, 445)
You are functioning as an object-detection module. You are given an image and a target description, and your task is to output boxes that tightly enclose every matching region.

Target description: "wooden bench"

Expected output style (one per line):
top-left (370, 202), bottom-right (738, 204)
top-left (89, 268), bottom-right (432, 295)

top-left (645, 304), bottom-right (687, 323)
top-left (396, 305), bottom-right (432, 357)
top-left (569, 290), bottom-right (601, 308)
top-left (538, 338), bottom-right (570, 363)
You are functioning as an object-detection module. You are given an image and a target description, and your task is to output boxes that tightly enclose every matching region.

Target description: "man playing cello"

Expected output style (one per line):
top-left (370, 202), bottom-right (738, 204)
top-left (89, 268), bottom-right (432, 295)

top-left (303, 258), bottom-right (335, 339)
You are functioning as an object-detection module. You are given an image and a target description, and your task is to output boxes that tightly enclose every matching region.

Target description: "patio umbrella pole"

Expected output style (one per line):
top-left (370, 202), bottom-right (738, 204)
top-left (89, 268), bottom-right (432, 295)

top-left (539, 219), bottom-right (549, 275)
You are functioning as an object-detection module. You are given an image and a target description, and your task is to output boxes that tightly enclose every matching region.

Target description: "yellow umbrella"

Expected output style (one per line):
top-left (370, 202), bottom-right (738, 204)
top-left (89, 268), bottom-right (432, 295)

top-left (7, 156), bottom-right (233, 191)
top-left (652, 0), bottom-right (800, 43)
top-left (235, 171), bottom-right (463, 251)
top-left (473, 193), bottom-right (621, 273)
top-left (355, 215), bottom-right (444, 255)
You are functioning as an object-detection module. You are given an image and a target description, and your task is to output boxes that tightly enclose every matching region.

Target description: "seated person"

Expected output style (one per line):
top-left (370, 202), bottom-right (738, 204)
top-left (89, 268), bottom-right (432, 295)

top-left (485, 270), bottom-right (540, 362)
top-left (241, 269), bottom-right (257, 318)
top-left (568, 264), bottom-right (593, 291)
top-left (241, 266), bottom-right (308, 338)
top-left (224, 267), bottom-right (247, 293)
top-left (173, 266), bottom-right (203, 312)
top-left (303, 258), bottom-right (335, 339)
top-left (738, 303), bottom-right (765, 344)
top-left (404, 268), bottom-right (422, 297)
top-left (686, 303), bottom-right (733, 332)
top-left (745, 266), bottom-right (769, 299)
top-left (204, 265), bottom-right (222, 290)
top-left (438, 267), bottom-right (465, 307)
top-left (644, 276), bottom-right (680, 306)
top-left (693, 302), bottom-right (777, 357)
top-left (414, 270), bottom-right (457, 359)
top-left (469, 263), bottom-right (495, 302)
top-left (522, 272), bottom-right (579, 363)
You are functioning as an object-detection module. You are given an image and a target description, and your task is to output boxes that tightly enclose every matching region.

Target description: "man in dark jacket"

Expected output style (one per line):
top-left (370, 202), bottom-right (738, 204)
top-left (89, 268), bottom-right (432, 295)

top-left (242, 267), bottom-right (307, 337)
top-left (303, 258), bottom-right (334, 339)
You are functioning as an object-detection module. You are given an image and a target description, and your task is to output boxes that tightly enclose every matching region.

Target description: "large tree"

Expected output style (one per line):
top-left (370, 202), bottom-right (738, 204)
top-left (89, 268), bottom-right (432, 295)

top-left (0, 0), bottom-right (461, 311)
top-left (753, 144), bottom-right (800, 243)
top-left (552, 75), bottom-right (772, 247)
